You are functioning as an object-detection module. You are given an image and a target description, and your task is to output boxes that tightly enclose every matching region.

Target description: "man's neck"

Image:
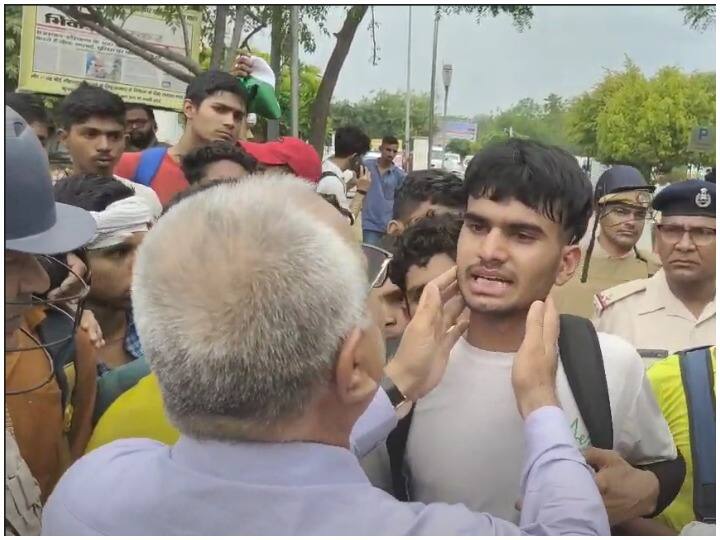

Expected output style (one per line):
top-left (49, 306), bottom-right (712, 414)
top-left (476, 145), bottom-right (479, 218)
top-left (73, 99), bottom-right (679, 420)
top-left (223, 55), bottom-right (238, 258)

top-left (72, 164), bottom-right (113, 178)
top-left (170, 130), bottom-right (204, 163)
top-left (377, 158), bottom-right (393, 171)
top-left (666, 276), bottom-right (715, 319)
top-left (329, 155), bottom-right (350, 172)
top-left (596, 232), bottom-right (632, 258)
top-left (86, 302), bottom-right (127, 338)
top-left (466, 310), bottom-right (528, 353)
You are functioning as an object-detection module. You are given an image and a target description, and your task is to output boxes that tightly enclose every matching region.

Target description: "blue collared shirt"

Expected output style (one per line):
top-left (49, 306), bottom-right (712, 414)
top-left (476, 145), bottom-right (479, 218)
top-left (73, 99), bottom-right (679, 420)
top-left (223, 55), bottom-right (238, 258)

top-left (361, 158), bottom-right (406, 233)
top-left (42, 401), bottom-right (608, 535)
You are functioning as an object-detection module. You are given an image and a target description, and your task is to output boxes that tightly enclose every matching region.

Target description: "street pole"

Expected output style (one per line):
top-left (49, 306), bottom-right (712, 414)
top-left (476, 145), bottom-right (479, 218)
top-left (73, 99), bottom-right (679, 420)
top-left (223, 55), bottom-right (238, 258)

top-left (404, 6), bottom-right (412, 171)
top-left (427, 9), bottom-right (440, 169)
top-left (290, 6), bottom-right (299, 138)
top-left (442, 63), bottom-right (452, 150)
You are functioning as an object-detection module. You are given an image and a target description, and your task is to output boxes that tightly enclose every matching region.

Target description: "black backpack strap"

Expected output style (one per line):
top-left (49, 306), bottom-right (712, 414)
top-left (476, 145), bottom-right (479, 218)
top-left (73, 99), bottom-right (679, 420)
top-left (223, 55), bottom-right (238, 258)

top-left (558, 314), bottom-right (613, 449)
top-left (386, 404), bottom-right (415, 501)
top-left (320, 170), bottom-right (341, 180)
top-left (36, 310), bottom-right (76, 409)
top-left (679, 347), bottom-right (716, 523)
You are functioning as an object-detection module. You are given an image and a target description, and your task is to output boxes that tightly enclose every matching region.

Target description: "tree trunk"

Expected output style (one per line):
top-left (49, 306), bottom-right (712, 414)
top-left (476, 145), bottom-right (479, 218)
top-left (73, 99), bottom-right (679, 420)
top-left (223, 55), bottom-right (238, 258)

top-left (224, 6), bottom-right (247, 71)
top-left (267, 6), bottom-right (285, 140)
top-left (210, 5), bottom-right (229, 69)
top-left (309, 6), bottom-right (368, 155)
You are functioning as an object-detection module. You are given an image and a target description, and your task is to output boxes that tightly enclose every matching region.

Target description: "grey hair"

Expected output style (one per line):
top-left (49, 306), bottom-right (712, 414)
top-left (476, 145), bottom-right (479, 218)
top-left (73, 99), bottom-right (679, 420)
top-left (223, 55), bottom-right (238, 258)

top-left (132, 174), bottom-right (368, 439)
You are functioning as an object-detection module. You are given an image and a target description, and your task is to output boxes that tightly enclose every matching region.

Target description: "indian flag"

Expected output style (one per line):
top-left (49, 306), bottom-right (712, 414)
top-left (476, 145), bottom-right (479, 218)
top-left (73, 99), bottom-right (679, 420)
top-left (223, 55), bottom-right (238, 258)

top-left (239, 56), bottom-right (282, 120)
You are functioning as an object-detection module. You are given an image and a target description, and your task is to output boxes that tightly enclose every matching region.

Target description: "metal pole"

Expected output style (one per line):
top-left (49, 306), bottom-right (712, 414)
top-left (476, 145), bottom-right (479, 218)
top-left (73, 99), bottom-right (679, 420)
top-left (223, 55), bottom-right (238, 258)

top-left (290, 6), bottom-right (300, 138)
top-left (427, 9), bottom-right (440, 169)
top-left (404, 6), bottom-right (412, 171)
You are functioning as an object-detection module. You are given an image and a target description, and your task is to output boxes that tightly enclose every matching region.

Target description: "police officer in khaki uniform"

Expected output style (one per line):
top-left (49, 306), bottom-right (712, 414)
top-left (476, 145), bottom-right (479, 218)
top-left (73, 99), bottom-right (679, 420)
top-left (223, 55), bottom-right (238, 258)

top-left (552, 165), bottom-right (661, 318)
top-left (595, 179), bottom-right (716, 367)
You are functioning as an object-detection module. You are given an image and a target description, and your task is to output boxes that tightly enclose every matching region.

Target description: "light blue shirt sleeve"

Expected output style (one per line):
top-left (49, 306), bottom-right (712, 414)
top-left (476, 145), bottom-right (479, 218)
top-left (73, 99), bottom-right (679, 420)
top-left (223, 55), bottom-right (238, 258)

top-left (349, 389), bottom-right (397, 458)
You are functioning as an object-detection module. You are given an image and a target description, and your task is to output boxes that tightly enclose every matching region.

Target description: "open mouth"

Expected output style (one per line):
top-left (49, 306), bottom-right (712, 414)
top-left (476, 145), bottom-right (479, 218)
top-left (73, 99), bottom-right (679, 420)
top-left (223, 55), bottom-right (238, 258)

top-left (468, 269), bottom-right (513, 296)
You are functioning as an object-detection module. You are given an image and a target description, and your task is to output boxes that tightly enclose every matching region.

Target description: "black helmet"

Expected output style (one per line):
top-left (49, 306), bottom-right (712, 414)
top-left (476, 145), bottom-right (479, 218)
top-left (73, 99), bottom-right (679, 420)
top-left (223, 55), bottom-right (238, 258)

top-left (594, 165), bottom-right (655, 205)
top-left (5, 106), bottom-right (96, 254)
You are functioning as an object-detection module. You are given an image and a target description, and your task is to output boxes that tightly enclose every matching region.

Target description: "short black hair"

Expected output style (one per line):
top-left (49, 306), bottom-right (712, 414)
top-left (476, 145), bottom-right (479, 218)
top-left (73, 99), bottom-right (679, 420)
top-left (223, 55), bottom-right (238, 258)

top-left (334, 126), bottom-right (370, 158)
top-left (5, 92), bottom-right (50, 126)
top-left (125, 103), bottom-right (156, 122)
top-left (53, 174), bottom-right (134, 212)
top-left (464, 138), bottom-right (592, 244)
top-left (181, 141), bottom-right (258, 184)
top-left (185, 69), bottom-right (248, 107)
top-left (388, 213), bottom-right (462, 292)
top-left (164, 177), bottom-right (241, 213)
top-left (381, 135), bottom-right (399, 147)
top-left (393, 169), bottom-right (466, 221)
top-left (57, 82), bottom-right (126, 131)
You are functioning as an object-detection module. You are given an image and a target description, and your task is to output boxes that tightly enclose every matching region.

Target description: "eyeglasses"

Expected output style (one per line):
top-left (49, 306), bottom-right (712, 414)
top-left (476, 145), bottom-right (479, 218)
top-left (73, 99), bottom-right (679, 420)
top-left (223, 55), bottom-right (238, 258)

top-left (656, 224), bottom-right (716, 246)
top-left (362, 243), bottom-right (392, 289)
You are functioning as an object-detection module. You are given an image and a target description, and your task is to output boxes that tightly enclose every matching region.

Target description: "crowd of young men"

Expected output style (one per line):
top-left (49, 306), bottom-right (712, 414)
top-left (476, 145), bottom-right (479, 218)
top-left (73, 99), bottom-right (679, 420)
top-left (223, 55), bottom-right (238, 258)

top-left (5, 60), bottom-right (716, 536)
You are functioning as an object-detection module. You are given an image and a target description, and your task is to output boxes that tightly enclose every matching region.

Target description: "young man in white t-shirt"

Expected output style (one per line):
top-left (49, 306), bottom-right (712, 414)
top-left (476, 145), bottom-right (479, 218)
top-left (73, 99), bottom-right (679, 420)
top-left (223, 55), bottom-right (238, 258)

top-left (391, 139), bottom-right (683, 532)
top-left (317, 126), bottom-right (371, 212)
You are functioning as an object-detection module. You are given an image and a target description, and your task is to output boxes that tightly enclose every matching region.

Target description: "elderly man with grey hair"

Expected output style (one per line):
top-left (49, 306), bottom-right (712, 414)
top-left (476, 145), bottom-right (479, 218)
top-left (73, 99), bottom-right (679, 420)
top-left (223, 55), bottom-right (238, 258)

top-left (42, 175), bottom-right (609, 536)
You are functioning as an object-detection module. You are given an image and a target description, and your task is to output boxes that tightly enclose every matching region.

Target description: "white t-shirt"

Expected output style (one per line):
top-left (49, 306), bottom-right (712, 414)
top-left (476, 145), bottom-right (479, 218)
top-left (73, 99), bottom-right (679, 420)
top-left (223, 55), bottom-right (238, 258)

top-left (316, 160), bottom-right (349, 209)
top-left (406, 332), bottom-right (677, 523)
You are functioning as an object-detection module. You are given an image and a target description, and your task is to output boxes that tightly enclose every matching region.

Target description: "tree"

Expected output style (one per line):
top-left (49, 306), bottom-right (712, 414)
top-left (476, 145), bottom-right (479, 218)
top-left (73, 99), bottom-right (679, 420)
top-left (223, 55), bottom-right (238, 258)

top-left (445, 139), bottom-right (473, 158)
top-left (5, 5), bottom-right (22, 90)
top-left (330, 90), bottom-right (431, 140)
top-left (568, 59), bottom-right (716, 180)
top-left (679, 5), bottom-right (716, 31)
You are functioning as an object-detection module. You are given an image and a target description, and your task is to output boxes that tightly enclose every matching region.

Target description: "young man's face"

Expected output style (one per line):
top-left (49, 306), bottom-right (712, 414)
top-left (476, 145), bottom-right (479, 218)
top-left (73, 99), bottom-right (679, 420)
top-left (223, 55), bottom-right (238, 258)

top-left (125, 108), bottom-right (156, 148)
top-left (404, 253), bottom-right (456, 318)
top-left (5, 251), bottom-right (50, 350)
top-left (655, 215), bottom-right (716, 287)
top-left (457, 197), bottom-right (580, 317)
top-left (61, 116), bottom-right (125, 176)
top-left (86, 232), bottom-right (145, 311)
top-left (369, 278), bottom-right (409, 339)
top-left (598, 203), bottom-right (647, 252)
top-left (185, 91), bottom-right (247, 145)
top-left (379, 142), bottom-right (399, 164)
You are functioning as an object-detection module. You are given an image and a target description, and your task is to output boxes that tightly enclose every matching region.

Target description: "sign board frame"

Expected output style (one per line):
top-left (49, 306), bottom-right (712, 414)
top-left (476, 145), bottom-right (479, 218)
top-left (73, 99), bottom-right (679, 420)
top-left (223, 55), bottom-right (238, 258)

top-left (18, 6), bottom-right (201, 110)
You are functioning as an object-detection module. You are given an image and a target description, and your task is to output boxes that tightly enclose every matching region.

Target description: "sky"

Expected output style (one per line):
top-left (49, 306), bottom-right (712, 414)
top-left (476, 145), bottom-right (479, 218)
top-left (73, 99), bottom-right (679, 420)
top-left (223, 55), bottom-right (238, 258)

top-left (251, 5), bottom-right (716, 118)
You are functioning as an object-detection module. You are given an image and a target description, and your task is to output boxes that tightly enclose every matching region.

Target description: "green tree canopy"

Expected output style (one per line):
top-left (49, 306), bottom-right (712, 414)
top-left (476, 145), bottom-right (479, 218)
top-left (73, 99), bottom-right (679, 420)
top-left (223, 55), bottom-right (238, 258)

top-left (568, 59), bottom-right (716, 179)
top-left (330, 90), bottom-right (431, 142)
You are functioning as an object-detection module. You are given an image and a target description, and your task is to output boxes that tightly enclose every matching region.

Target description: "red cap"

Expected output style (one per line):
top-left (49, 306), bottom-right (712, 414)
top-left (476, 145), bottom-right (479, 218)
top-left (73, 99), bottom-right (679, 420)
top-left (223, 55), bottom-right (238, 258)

top-left (240, 137), bottom-right (322, 183)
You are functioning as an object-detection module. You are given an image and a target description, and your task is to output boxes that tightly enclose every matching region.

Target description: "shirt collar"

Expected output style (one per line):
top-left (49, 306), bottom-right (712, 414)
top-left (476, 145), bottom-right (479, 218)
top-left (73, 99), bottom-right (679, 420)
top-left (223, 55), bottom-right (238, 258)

top-left (170, 436), bottom-right (370, 487)
top-left (638, 269), bottom-right (716, 323)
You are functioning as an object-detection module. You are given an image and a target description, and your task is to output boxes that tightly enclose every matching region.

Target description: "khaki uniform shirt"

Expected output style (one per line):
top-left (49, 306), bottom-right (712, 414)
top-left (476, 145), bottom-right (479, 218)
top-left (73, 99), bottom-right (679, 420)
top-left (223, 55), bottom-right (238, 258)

top-left (552, 241), bottom-right (661, 319)
top-left (594, 269), bottom-right (716, 367)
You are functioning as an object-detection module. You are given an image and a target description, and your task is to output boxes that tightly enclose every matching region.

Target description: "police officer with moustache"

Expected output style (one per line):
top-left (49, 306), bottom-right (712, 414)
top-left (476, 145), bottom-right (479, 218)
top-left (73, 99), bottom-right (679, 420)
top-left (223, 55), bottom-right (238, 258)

top-left (595, 180), bottom-right (716, 367)
top-left (552, 165), bottom-right (661, 318)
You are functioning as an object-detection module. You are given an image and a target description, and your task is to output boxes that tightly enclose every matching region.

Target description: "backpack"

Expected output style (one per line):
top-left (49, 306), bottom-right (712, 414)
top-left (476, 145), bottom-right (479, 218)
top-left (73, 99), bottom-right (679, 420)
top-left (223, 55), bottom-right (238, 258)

top-left (36, 309), bottom-right (76, 410)
top-left (132, 147), bottom-right (168, 187)
top-left (386, 314), bottom-right (613, 501)
top-left (678, 347), bottom-right (715, 524)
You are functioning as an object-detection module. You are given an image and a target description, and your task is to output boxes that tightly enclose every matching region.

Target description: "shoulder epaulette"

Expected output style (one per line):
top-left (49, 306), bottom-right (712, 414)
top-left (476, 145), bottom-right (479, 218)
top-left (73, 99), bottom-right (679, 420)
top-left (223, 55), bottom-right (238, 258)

top-left (594, 277), bottom-right (648, 313)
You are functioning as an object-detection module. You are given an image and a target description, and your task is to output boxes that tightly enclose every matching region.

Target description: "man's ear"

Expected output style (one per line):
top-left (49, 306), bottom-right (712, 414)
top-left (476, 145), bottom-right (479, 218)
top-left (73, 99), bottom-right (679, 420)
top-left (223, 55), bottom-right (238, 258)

top-left (334, 326), bottom-right (379, 407)
top-left (386, 219), bottom-right (405, 237)
top-left (556, 244), bottom-right (582, 286)
top-left (183, 99), bottom-right (196, 121)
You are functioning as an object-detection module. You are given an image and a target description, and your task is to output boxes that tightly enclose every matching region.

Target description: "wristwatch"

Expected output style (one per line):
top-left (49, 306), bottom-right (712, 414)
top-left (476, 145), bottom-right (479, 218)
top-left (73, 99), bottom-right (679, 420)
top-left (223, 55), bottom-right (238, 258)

top-left (357, 189), bottom-right (368, 195)
top-left (380, 376), bottom-right (412, 418)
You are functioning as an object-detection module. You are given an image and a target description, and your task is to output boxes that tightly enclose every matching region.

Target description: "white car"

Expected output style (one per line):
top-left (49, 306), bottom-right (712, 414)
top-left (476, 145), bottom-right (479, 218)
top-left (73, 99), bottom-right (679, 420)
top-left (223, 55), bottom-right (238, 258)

top-left (443, 152), bottom-right (463, 174)
top-left (430, 147), bottom-right (444, 169)
top-left (463, 155), bottom-right (473, 169)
